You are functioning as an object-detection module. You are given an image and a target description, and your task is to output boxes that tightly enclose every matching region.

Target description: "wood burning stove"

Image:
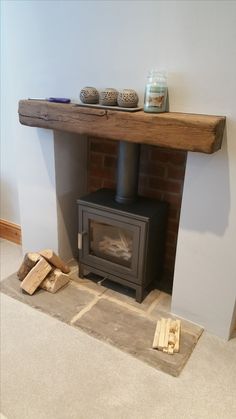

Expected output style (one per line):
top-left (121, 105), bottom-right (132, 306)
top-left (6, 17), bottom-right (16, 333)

top-left (77, 189), bottom-right (167, 302)
top-left (77, 140), bottom-right (167, 302)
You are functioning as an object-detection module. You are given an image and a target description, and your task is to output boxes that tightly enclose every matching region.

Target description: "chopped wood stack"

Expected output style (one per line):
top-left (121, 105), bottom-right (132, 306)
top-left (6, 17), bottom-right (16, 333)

top-left (152, 318), bottom-right (181, 355)
top-left (17, 249), bottom-right (70, 295)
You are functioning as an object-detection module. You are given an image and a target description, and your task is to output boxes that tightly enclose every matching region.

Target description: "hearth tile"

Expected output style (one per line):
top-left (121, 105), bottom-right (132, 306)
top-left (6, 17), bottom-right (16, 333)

top-left (103, 280), bottom-right (161, 311)
top-left (0, 273), bottom-right (95, 323)
top-left (148, 291), bottom-right (172, 314)
top-left (74, 298), bottom-right (202, 376)
top-left (69, 268), bottom-right (107, 295)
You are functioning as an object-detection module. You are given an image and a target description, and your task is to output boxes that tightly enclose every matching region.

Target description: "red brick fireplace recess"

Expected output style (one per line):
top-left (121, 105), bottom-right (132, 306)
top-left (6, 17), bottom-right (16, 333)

top-left (18, 100), bottom-right (226, 302)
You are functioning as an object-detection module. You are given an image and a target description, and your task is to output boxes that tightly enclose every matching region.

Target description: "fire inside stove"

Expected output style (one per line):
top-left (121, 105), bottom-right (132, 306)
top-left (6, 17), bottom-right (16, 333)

top-left (90, 221), bottom-right (133, 267)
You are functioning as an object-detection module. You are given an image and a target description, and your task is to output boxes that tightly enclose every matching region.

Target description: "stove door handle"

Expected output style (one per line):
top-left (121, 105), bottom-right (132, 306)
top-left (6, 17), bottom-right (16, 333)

top-left (78, 231), bottom-right (87, 249)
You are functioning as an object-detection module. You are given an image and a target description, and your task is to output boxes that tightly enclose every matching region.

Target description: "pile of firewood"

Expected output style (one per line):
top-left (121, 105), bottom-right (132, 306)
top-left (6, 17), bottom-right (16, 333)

top-left (17, 249), bottom-right (70, 295)
top-left (152, 318), bottom-right (181, 355)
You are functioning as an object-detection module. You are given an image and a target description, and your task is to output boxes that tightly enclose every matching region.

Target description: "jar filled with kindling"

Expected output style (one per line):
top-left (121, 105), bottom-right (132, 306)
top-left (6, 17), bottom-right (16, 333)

top-left (144, 70), bottom-right (168, 113)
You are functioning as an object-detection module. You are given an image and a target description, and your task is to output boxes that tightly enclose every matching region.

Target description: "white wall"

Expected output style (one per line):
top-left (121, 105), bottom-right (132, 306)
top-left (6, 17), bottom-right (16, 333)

top-left (1, 0), bottom-right (236, 338)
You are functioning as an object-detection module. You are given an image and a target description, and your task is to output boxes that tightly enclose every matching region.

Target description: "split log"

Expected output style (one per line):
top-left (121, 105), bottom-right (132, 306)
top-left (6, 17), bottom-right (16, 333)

top-left (20, 258), bottom-right (52, 295)
top-left (172, 320), bottom-right (181, 353)
top-left (39, 249), bottom-right (70, 274)
top-left (40, 268), bottom-right (70, 293)
top-left (17, 252), bottom-right (41, 281)
top-left (158, 318), bottom-right (166, 350)
top-left (164, 318), bottom-right (171, 349)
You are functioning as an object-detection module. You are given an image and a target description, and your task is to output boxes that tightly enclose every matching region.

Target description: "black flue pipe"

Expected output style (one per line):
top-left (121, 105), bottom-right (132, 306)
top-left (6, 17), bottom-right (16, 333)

top-left (115, 141), bottom-right (140, 204)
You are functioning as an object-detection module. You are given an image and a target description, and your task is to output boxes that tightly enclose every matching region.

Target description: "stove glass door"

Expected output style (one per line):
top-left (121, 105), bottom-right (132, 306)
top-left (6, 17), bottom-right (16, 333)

top-left (79, 206), bottom-right (146, 283)
top-left (89, 220), bottom-right (133, 268)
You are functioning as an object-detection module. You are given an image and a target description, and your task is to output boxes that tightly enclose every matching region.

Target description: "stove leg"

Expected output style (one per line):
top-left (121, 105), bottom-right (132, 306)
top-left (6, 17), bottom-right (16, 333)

top-left (79, 263), bottom-right (84, 279)
top-left (136, 286), bottom-right (144, 303)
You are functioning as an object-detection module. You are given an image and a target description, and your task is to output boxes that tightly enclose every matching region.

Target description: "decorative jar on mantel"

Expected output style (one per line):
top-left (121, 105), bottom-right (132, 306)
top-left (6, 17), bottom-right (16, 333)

top-left (144, 70), bottom-right (167, 113)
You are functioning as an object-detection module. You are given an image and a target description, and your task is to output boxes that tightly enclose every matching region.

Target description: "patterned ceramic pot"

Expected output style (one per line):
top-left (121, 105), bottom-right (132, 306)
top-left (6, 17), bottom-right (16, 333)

top-left (117, 89), bottom-right (139, 108)
top-left (80, 86), bottom-right (99, 104)
top-left (99, 88), bottom-right (118, 106)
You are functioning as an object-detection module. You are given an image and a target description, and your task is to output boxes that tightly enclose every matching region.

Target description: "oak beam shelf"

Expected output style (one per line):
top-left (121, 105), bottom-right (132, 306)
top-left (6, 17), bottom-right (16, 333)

top-left (18, 100), bottom-right (226, 154)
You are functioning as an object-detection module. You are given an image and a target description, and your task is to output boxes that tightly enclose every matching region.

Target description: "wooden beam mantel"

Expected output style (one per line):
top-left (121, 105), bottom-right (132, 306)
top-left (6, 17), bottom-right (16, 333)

top-left (18, 100), bottom-right (226, 153)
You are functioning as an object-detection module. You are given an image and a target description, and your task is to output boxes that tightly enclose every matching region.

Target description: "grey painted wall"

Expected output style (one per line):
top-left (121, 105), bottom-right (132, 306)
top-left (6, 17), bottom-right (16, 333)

top-left (54, 132), bottom-right (88, 262)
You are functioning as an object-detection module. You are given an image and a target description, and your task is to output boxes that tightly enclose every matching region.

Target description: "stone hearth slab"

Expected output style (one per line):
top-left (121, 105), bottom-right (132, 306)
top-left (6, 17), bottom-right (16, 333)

top-left (70, 272), bottom-right (107, 295)
top-left (0, 273), bottom-right (95, 323)
top-left (74, 297), bottom-right (202, 377)
top-left (1, 273), bottom-right (203, 377)
top-left (149, 291), bottom-right (172, 313)
top-left (100, 279), bottom-right (161, 311)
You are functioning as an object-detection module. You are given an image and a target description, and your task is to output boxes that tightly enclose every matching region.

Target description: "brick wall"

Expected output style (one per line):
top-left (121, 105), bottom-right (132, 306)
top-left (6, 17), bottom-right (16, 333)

top-left (88, 137), bottom-right (187, 293)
